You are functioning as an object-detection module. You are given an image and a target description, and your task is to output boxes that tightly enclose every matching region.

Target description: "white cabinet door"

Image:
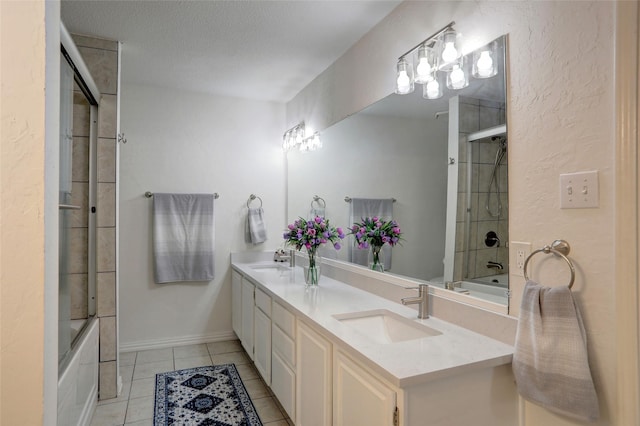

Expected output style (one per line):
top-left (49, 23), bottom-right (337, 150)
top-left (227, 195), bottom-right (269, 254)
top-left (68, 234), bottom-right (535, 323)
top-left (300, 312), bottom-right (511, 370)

top-left (272, 350), bottom-right (295, 420)
top-left (241, 279), bottom-right (254, 360)
top-left (254, 306), bottom-right (271, 384)
top-left (296, 320), bottom-right (332, 426)
top-left (333, 349), bottom-right (397, 426)
top-left (231, 270), bottom-right (242, 339)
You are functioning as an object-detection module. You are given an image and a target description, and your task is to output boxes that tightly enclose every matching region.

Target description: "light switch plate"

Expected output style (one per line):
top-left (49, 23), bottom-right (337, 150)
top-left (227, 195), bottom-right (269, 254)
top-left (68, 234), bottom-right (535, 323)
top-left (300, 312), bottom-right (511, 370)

top-left (560, 170), bottom-right (599, 209)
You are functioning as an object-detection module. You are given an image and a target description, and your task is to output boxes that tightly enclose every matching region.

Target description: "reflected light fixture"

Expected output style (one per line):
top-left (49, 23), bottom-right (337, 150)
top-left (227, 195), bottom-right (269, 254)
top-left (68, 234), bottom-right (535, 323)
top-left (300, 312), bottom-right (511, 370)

top-left (446, 56), bottom-right (469, 90)
top-left (472, 40), bottom-right (498, 79)
top-left (282, 122), bottom-right (322, 152)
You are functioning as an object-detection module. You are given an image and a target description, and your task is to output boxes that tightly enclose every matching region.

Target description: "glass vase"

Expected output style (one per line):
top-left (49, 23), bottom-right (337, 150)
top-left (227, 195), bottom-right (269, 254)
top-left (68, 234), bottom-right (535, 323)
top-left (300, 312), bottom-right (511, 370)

top-left (304, 248), bottom-right (321, 286)
top-left (369, 245), bottom-right (384, 272)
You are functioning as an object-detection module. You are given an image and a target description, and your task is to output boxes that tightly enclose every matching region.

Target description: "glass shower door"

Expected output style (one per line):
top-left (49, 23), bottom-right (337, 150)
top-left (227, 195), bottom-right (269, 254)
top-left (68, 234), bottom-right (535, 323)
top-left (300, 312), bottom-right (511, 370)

top-left (59, 49), bottom-right (97, 365)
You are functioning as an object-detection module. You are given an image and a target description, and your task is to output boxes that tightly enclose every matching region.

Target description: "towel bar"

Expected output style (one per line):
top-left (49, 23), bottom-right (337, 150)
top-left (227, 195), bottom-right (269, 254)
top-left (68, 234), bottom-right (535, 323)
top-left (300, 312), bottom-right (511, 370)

top-left (523, 239), bottom-right (575, 289)
top-left (247, 194), bottom-right (263, 208)
top-left (145, 191), bottom-right (219, 199)
top-left (344, 196), bottom-right (397, 203)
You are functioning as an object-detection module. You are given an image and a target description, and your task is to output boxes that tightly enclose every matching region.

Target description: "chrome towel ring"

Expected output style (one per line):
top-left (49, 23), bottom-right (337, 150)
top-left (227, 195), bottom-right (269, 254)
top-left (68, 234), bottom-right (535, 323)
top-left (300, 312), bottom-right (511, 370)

top-left (247, 194), bottom-right (263, 209)
top-left (311, 195), bottom-right (326, 209)
top-left (523, 239), bottom-right (576, 289)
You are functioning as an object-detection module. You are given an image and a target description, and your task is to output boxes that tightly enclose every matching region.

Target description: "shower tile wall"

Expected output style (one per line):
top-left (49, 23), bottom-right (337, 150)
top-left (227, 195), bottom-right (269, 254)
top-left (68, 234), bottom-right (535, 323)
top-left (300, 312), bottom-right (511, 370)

top-left (454, 97), bottom-right (508, 282)
top-left (72, 33), bottom-right (119, 400)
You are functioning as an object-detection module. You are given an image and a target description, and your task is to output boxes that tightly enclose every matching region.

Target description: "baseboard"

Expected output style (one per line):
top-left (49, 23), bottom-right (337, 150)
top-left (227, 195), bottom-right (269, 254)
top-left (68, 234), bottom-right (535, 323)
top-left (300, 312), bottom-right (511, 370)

top-left (120, 330), bottom-right (238, 353)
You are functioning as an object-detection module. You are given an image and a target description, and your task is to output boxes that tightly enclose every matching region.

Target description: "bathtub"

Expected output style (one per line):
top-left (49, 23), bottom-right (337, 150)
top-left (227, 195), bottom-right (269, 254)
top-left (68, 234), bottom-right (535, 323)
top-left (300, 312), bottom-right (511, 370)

top-left (58, 317), bottom-right (99, 426)
top-left (430, 275), bottom-right (509, 306)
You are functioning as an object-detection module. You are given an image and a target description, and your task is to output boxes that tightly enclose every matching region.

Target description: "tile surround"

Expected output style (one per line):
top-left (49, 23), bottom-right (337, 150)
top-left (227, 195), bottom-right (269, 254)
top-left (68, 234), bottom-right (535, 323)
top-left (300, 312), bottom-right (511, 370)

top-left (97, 272), bottom-right (116, 317)
top-left (77, 47), bottom-right (119, 95)
top-left (100, 316), bottom-right (117, 362)
top-left (73, 32), bottom-right (120, 402)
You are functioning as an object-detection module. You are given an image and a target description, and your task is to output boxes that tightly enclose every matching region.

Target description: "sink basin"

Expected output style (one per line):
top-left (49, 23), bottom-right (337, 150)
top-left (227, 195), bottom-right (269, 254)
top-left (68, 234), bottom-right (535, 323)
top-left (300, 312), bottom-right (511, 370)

top-left (250, 263), bottom-right (290, 271)
top-left (333, 309), bottom-right (442, 344)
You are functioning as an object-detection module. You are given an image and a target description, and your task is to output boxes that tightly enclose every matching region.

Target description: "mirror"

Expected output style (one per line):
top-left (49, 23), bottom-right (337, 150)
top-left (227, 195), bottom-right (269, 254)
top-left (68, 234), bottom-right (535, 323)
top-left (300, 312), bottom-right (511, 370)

top-left (287, 36), bottom-right (508, 308)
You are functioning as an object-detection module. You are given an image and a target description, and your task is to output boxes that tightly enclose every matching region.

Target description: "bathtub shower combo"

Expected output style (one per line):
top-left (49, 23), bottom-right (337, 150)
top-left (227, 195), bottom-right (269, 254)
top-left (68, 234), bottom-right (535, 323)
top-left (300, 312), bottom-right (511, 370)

top-left (57, 23), bottom-right (101, 426)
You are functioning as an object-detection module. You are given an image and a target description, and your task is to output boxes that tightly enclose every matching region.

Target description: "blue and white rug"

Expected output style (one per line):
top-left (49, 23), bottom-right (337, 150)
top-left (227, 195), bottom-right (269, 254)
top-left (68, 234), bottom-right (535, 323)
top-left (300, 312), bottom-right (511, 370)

top-left (154, 364), bottom-right (263, 426)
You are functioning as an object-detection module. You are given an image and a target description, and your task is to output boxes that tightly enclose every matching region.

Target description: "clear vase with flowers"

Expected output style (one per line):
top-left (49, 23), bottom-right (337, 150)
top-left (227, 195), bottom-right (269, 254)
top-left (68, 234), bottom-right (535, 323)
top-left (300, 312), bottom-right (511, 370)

top-left (349, 216), bottom-right (402, 272)
top-left (283, 216), bottom-right (345, 286)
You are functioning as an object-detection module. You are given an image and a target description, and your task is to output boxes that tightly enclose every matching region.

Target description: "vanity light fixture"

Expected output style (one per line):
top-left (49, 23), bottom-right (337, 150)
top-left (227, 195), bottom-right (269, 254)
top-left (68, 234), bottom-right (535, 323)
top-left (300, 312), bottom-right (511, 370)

top-left (394, 21), bottom-right (498, 99)
top-left (282, 122), bottom-right (322, 152)
top-left (395, 57), bottom-right (414, 95)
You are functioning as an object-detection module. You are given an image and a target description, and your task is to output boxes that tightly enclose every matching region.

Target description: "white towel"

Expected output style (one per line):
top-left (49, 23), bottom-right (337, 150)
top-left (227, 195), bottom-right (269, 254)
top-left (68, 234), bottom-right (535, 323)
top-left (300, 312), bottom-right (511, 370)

top-left (245, 207), bottom-right (267, 244)
top-left (348, 198), bottom-right (394, 270)
top-left (512, 281), bottom-right (599, 422)
top-left (153, 193), bottom-right (215, 283)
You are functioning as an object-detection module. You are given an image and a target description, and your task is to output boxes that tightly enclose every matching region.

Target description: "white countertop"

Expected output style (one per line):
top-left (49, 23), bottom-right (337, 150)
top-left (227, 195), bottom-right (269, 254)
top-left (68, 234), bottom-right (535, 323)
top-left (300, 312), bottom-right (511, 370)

top-left (232, 260), bottom-right (514, 388)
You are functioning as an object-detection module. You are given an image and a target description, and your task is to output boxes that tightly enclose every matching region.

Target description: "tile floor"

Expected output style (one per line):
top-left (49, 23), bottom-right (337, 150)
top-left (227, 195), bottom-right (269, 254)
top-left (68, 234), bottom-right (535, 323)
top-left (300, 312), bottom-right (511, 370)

top-left (90, 340), bottom-right (294, 426)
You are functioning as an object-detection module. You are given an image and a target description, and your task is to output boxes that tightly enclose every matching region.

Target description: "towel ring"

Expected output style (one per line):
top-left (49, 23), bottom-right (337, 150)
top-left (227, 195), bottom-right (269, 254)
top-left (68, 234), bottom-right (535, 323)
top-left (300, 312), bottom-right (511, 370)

top-left (523, 239), bottom-right (575, 289)
top-left (247, 194), bottom-right (263, 209)
top-left (311, 195), bottom-right (326, 209)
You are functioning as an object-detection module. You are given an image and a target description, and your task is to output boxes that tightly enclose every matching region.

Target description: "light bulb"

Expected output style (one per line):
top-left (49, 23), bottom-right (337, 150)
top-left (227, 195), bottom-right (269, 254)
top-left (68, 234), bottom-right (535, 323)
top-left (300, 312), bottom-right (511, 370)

top-left (449, 65), bottom-right (466, 89)
top-left (426, 79), bottom-right (440, 99)
top-left (442, 42), bottom-right (458, 63)
top-left (476, 51), bottom-right (494, 77)
top-left (416, 58), bottom-right (432, 81)
top-left (396, 70), bottom-right (411, 94)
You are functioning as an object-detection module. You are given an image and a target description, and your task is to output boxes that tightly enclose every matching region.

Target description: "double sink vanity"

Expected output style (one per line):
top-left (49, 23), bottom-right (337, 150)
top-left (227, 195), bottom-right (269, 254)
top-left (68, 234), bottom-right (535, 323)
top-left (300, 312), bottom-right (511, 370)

top-left (231, 252), bottom-right (517, 426)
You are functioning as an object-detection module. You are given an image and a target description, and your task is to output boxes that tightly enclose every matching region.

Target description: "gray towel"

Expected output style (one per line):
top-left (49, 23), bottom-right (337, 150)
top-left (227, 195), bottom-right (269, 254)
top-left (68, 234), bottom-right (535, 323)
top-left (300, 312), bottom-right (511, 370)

top-left (245, 207), bottom-right (267, 244)
top-left (348, 198), bottom-right (394, 270)
top-left (513, 281), bottom-right (599, 422)
top-left (153, 193), bottom-right (215, 283)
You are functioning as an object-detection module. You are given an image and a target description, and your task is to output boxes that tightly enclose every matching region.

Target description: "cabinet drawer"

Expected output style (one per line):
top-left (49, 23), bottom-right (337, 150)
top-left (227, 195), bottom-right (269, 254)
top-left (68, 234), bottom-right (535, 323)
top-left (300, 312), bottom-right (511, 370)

top-left (255, 287), bottom-right (271, 317)
top-left (272, 323), bottom-right (295, 368)
top-left (272, 301), bottom-right (295, 338)
top-left (272, 351), bottom-right (295, 420)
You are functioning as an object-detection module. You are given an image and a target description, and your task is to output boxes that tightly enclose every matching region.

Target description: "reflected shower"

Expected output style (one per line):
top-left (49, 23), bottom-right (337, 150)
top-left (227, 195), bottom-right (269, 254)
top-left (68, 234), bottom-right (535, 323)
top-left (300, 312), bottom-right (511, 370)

top-left (486, 136), bottom-right (507, 217)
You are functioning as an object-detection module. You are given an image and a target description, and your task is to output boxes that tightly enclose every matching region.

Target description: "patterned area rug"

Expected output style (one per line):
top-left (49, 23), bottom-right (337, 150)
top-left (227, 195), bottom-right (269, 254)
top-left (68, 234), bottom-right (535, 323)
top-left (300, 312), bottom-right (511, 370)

top-left (154, 364), bottom-right (263, 426)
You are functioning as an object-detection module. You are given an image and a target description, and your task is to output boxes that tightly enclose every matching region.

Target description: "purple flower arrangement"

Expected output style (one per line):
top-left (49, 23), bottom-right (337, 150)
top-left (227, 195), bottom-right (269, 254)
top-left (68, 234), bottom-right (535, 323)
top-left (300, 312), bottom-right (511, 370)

top-left (349, 216), bottom-right (402, 249)
top-left (283, 216), bottom-right (346, 252)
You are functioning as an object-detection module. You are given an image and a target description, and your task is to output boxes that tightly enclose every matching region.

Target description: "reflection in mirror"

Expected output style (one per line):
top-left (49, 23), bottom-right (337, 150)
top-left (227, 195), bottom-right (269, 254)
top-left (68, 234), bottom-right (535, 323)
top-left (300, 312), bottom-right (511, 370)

top-left (286, 36), bottom-right (508, 309)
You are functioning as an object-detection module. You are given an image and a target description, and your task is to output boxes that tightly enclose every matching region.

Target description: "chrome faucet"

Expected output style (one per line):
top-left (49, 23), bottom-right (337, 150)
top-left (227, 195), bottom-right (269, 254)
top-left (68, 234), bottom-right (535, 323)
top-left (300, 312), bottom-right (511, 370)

top-left (401, 283), bottom-right (430, 319)
top-left (274, 249), bottom-right (295, 267)
top-left (486, 261), bottom-right (503, 271)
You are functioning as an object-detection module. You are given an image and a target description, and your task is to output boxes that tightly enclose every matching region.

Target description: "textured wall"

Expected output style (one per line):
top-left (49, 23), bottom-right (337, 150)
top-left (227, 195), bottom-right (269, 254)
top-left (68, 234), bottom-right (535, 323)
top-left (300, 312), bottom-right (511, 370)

top-left (0, 1), bottom-right (48, 424)
top-left (119, 84), bottom-right (285, 349)
top-left (287, 1), bottom-right (617, 424)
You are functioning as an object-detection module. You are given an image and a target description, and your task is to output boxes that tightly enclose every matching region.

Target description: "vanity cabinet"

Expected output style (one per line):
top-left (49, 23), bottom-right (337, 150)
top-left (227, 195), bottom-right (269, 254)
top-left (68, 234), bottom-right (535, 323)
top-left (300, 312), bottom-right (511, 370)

top-left (231, 262), bottom-right (517, 426)
top-left (253, 288), bottom-right (272, 384)
top-left (271, 301), bottom-right (296, 420)
top-left (333, 349), bottom-right (397, 426)
top-left (296, 320), bottom-right (332, 426)
top-left (240, 278), bottom-right (255, 360)
top-left (231, 271), bottom-right (242, 338)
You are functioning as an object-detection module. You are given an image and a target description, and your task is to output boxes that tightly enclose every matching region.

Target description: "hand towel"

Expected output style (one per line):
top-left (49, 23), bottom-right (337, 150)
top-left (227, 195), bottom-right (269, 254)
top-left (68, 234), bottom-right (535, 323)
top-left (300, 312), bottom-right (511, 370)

top-left (309, 207), bottom-right (325, 220)
top-left (153, 193), bottom-right (215, 283)
top-left (512, 280), bottom-right (599, 422)
top-left (348, 198), bottom-right (394, 270)
top-left (245, 207), bottom-right (267, 244)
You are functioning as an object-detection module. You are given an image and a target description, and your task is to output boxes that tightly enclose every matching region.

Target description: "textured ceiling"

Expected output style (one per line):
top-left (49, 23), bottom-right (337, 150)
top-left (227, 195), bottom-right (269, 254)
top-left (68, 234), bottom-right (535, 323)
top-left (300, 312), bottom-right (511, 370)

top-left (61, 0), bottom-right (401, 102)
